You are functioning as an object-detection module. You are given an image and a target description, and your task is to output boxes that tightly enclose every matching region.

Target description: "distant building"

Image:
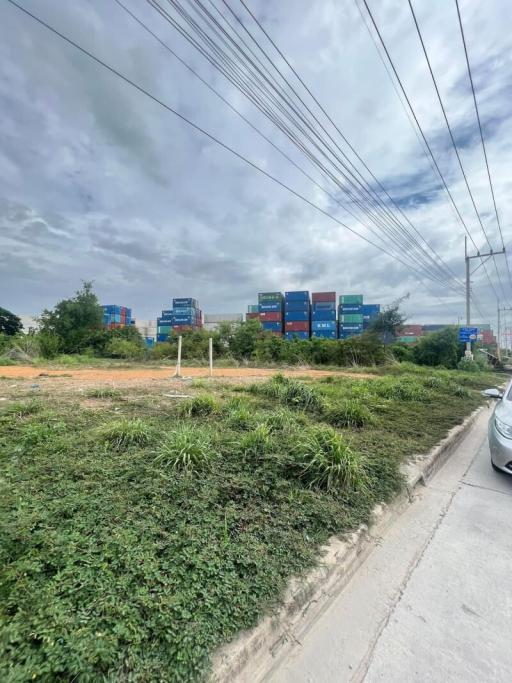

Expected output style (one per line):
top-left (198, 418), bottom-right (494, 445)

top-left (203, 313), bottom-right (243, 332)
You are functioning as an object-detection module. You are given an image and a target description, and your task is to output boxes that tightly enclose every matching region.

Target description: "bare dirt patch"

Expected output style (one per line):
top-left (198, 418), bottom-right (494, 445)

top-left (0, 365), bottom-right (375, 387)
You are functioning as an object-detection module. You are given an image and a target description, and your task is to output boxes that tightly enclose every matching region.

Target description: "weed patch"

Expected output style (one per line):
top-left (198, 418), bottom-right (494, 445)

top-left (155, 423), bottom-right (216, 471)
top-left (98, 418), bottom-right (152, 449)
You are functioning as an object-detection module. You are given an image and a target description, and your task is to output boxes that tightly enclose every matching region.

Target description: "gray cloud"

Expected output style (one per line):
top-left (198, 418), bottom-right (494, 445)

top-left (0, 0), bottom-right (511, 330)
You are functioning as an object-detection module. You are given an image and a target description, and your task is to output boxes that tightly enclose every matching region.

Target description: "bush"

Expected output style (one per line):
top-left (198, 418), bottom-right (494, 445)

top-left (296, 426), bottom-right (368, 493)
top-left (324, 399), bottom-right (373, 428)
top-left (98, 418), bottom-right (152, 449)
top-left (0, 357), bottom-right (15, 366)
top-left (154, 424), bottom-right (215, 471)
top-left (37, 332), bottom-right (60, 359)
top-left (390, 343), bottom-right (415, 363)
top-left (413, 327), bottom-right (461, 369)
top-left (104, 338), bottom-right (144, 360)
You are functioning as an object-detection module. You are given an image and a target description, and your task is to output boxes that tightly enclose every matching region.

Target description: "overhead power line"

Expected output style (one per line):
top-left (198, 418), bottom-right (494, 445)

top-left (454, 0), bottom-right (512, 296)
top-left (112, 0), bottom-right (452, 289)
top-left (6, 0), bottom-right (457, 287)
top-left (407, 0), bottom-right (508, 304)
top-left (361, 0), bottom-right (503, 307)
top-left (146, 0), bottom-right (465, 292)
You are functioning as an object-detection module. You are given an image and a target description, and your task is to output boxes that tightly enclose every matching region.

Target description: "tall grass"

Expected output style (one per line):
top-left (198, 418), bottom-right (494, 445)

top-left (324, 399), bottom-right (373, 428)
top-left (296, 426), bottom-right (369, 494)
top-left (155, 424), bottom-right (215, 471)
top-left (98, 418), bottom-right (152, 449)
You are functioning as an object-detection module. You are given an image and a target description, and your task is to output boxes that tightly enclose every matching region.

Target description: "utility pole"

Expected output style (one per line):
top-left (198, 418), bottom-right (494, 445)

top-left (464, 236), bottom-right (505, 359)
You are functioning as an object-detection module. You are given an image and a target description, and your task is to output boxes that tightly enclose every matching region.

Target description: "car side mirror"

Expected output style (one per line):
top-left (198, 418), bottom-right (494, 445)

top-left (482, 388), bottom-right (503, 399)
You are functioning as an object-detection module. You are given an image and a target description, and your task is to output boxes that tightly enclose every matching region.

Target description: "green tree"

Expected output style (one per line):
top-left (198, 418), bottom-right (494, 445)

top-left (37, 282), bottom-right (104, 354)
top-left (0, 307), bottom-right (23, 336)
top-left (413, 327), bottom-right (462, 368)
top-left (370, 298), bottom-right (408, 342)
top-left (228, 319), bottom-right (261, 359)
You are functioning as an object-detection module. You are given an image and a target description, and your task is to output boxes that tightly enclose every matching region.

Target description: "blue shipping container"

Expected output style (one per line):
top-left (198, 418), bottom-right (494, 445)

top-left (285, 310), bottom-right (309, 322)
top-left (259, 302), bottom-right (282, 312)
top-left (311, 330), bottom-right (337, 339)
top-left (285, 331), bottom-right (309, 340)
top-left (157, 317), bottom-right (174, 325)
top-left (312, 321), bottom-right (336, 330)
top-left (312, 309), bottom-right (336, 321)
top-left (161, 309), bottom-right (173, 316)
top-left (362, 304), bottom-right (381, 316)
top-left (261, 321), bottom-right (282, 331)
top-left (171, 307), bottom-right (196, 317)
top-left (284, 291), bottom-right (309, 301)
top-left (145, 337), bottom-right (155, 347)
top-left (339, 324), bottom-right (363, 332)
top-left (312, 301), bottom-right (336, 311)
top-left (173, 298), bottom-right (197, 307)
top-left (157, 333), bottom-right (169, 342)
top-left (173, 317), bottom-right (194, 324)
top-left (339, 304), bottom-right (363, 314)
top-left (285, 300), bottom-right (310, 311)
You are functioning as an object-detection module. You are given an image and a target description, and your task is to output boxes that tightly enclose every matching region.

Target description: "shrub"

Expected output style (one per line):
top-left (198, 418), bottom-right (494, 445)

top-left (98, 418), bottom-right (152, 449)
top-left (453, 384), bottom-right (470, 398)
top-left (180, 393), bottom-right (217, 417)
top-left (37, 332), bottom-right (60, 359)
top-left (155, 424), bottom-right (215, 471)
top-left (296, 426), bottom-right (368, 493)
top-left (0, 357), bottom-right (15, 366)
top-left (280, 379), bottom-right (323, 411)
top-left (423, 376), bottom-right (444, 389)
top-left (324, 399), bottom-right (373, 428)
top-left (104, 338), bottom-right (144, 360)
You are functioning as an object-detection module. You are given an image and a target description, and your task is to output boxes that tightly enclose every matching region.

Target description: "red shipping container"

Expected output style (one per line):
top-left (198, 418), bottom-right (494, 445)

top-left (259, 312), bottom-right (282, 322)
top-left (285, 321), bottom-right (310, 331)
top-left (312, 291), bottom-right (336, 302)
top-left (400, 324), bottom-right (423, 336)
top-left (246, 312), bottom-right (260, 320)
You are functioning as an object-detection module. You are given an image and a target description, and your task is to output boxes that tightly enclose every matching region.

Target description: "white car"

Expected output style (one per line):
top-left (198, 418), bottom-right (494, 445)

top-left (484, 383), bottom-right (512, 474)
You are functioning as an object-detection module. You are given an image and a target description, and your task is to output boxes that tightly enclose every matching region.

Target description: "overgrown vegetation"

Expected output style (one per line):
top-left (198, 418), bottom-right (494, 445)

top-left (0, 365), bottom-right (497, 681)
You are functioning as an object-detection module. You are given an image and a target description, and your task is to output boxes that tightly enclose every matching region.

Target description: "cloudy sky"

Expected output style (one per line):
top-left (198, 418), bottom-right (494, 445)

top-left (1, 0), bottom-right (511, 328)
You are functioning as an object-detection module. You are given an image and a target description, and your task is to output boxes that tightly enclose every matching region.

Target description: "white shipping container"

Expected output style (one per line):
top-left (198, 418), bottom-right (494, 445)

top-left (203, 313), bottom-right (243, 323)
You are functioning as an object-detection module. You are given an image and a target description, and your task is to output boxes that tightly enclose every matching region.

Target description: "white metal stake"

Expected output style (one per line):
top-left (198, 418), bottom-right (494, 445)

top-left (174, 335), bottom-right (182, 378)
top-left (209, 337), bottom-right (213, 377)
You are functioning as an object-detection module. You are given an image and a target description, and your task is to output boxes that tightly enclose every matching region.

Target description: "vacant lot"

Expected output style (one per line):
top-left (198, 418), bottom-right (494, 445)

top-left (0, 365), bottom-right (498, 681)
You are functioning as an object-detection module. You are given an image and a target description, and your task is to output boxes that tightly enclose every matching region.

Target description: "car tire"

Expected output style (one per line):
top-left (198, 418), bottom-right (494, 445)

top-left (492, 461), bottom-right (504, 474)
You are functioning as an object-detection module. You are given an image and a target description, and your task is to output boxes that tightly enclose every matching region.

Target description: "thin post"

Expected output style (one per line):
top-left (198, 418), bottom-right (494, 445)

top-left (465, 236), bottom-right (472, 358)
top-left (497, 306), bottom-right (502, 362)
top-left (209, 337), bottom-right (213, 377)
top-left (175, 335), bottom-right (182, 378)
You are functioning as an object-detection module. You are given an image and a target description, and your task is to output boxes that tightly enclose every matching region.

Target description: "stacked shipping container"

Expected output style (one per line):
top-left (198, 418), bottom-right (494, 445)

top-left (102, 305), bottom-right (133, 329)
top-left (362, 303), bottom-right (381, 330)
top-left (338, 295), bottom-right (363, 339)
top-left (156, 298), bottom-right (202, 342)
top-left (246, 304), bottom-right (260, 321)
top-left (311, 292), bottom-right (337, 339)
top-left (258, 292), bottom-right (284, 335)
top-left (284, 291), bottom-right (310, 340)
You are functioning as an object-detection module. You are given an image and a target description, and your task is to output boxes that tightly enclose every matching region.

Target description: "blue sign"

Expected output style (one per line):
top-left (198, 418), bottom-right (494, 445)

top-left (459, 326), bottom-right (478, 342)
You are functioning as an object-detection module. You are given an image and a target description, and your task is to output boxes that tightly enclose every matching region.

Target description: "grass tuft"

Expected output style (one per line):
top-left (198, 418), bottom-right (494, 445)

top-left (180, 393), bottom-right (217, 417)
top-left (98, 418), bottom-right (152, 449)
top-left (296, 425), bottom-right (369, 494)
top-left (86, 387), bottom-right (121, 399)
top-left (324, 399), bottom-right (373, 428)
top-left (240, 423), bottom-right (274, 456)
top-left (155, 423), bottom-right (215, 471)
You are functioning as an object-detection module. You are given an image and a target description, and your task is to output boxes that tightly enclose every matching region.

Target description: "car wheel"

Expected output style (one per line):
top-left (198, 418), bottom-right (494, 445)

top-left (492, 461), bottom-right (504, 474)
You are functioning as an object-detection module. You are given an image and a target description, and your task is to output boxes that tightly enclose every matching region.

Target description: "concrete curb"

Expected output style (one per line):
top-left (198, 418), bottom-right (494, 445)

top-left (210, 404), bottom-right (487, 683)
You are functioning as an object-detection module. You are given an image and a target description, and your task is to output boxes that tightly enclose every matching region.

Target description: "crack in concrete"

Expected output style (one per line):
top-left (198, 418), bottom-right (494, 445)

top-left (460, 479), bottom-right (512, 498)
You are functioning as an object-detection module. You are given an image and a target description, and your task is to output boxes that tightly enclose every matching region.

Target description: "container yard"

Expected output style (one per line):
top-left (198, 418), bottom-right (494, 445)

top-left (102, 305), bottom-right (133, 329)
top-left (155, 298), bottom-right (203, 342)
top-left (311, 292), bottom-right (337, 339)
top-left (284, 291), bottom-right (310, 340)
top-left (338, 294), bottom-right (363, 339)
top-left (258, 292), bottom-right (284, 335)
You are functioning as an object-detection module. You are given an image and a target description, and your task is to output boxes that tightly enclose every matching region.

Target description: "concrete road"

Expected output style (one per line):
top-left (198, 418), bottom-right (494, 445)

top-left (266, 407), bottom-right (512, 683)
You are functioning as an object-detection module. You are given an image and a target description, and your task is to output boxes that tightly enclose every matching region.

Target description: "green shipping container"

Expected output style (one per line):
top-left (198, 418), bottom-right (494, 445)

top-left (247, 304), bottom-right (259, 313)
top-left (340, 314), bottom-right (364, 323)
top-left (258, 292), bottom-right (283, 302)
top-left (158, 325), bottom-right (172, 334)
top-left (339, 294), bottom-right (363, 305)
top-left (397, 336), bottom-right (418, 343)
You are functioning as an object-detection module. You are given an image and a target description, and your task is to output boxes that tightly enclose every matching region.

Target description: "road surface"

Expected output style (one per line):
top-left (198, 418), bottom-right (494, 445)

top-left (267, 406), bottom-right (512, 683)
